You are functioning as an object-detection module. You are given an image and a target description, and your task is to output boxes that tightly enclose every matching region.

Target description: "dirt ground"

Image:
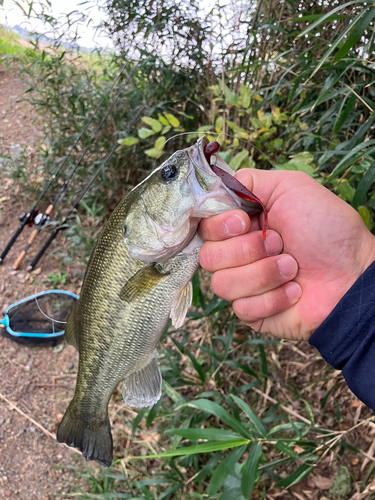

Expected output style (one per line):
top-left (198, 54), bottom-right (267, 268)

top-left (0, 68), bottom-right (87, 500)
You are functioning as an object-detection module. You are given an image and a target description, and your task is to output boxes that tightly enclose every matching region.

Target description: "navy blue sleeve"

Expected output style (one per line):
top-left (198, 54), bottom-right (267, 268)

top-left (309, 260), bottom-right (375, 413)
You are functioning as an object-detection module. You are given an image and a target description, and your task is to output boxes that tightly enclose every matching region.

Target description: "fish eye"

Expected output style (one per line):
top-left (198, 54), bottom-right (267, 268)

top-left (160, 164), bottom-right (178, 182)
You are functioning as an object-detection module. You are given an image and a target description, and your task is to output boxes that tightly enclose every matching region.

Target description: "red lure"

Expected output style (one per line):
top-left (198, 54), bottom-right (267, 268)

top-left (203, 141), bottom-right (268, 239)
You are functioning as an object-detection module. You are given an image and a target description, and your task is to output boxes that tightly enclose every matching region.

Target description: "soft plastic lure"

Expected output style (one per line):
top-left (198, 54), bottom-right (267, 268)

top-left (204, 141), bottom-right (268, 239)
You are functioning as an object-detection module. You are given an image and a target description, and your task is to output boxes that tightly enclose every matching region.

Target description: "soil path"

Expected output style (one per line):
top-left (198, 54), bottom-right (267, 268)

top-left (0, 68), bottom-right (86, 499)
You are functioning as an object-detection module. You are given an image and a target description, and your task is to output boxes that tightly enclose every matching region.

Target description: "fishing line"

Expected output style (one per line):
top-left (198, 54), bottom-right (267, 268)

top-left (27, 74), bottom-right (173, 271)
top-left (154, 130), bottom-right (277, 170)
top-left (12, 63), bottom-right (140, 270)
top-left (0, 60), bottom-right (132, 264)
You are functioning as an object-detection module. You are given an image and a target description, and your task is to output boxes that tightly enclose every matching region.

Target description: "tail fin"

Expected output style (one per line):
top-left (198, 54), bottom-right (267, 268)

top-left (57, 406), bottom-right (113, 467)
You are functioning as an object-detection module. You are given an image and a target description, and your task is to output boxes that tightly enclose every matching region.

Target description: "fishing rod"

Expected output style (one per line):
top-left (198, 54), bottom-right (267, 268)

top-left (0, 60), bottom-right (131, 265)
top-left (12, 63), bottom-right (139, 270)
top-left (27, 79), bottom-right (168, 272)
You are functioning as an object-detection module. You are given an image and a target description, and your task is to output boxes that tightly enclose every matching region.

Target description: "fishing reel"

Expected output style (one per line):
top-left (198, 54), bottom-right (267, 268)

top-left (34, 213), bottom-right (50, 228)
top-left (19, 210), bottom-right (38, 226)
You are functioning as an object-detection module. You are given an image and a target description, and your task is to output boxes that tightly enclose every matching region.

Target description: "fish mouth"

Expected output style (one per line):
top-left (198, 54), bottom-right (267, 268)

top-left (190, 137), bottom-right (264, 216)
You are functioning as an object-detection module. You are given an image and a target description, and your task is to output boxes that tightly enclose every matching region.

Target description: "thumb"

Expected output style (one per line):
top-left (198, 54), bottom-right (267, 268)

top-left (235, 168), bottom-right (287, 211)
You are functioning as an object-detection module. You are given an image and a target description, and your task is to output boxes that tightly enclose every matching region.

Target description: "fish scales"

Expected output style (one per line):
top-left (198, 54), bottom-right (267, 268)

top-left (57, 137), bottom-right (264, 467)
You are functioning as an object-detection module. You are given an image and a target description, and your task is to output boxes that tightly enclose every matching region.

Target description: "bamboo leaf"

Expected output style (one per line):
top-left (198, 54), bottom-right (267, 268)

top-left (207, 445), bottom-right (248, 495)
top-left (165, 428), bottom-right (243, 441)
top-left (186, 399), bottom-right (253, 439)
top-left (352, 160), bottom-right (375, 208)
top-left (131, 439), bottom-right (249, 460)
top-left (241, 442), bottom-right (262, 498)
top-left (333, 7), bottom-right (375, 62)
top-left (298, 1), bottom-right (367, 37)
top-left (308, 10), bottom-right (367, 78)
top-left (230, 395), bottom-right (267, 437)
top-left (275, 463), bottom-right (313, 488)
top-left (333, 94), bottom-right (356, 133)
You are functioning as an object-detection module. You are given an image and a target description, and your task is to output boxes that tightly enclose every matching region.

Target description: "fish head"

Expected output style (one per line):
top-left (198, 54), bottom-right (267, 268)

top-left (124, 137), bottom-right (257, 262)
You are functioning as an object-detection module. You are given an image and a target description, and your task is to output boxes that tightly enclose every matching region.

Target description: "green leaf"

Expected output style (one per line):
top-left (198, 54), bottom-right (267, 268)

top-left (132, 439), bottom-right (249, 460)
top-left (242, 93), bottom-right (251, 109)
top-left (352, 159), bottom-right (375, 208)
top-left (164, 113), bottom-right (180, 128)
top-left (165, 429), bottom-right (243, 441)
top-left (229, 150), bottom-right (249, 171)
top-left (337, 181), bottom-right (356, 202)
top-left (154, 136), bottom-right (166, 151)
top-left (290, 152), bottom-right (314, 164)
top-left (186, 400), bottom-right (253, 439)
top-left (275, 463), bottom-right (313, 488)
top-left (242, 157), bottom-right (256, 169)
top-left (158, 113), bottom-right (169, 126)
top-left (230, 395), bottom-right (267, 437)
top-left (333, 7), bottom-right (375, 62)
top-left (138, 127), bottom-right (156, 139)
top-left (358, 206), bottom-right (372, 229)
top-left (162, 380), bottom-right (186, 406)
top-left (207, 445), bottom-right (248, 495)
top-left (218, 151), bottom-right (232, 164)
top-left (118, 137), bottom-right (139, 147)
top-left (142, 117), bottom-right (162, 132)
top-left (241, 442), bottom-right (262, 498)
top-left (145, 148), bottom-right (164, 159)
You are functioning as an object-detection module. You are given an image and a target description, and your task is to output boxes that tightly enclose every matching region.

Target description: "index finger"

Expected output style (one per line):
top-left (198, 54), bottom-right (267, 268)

top-left (198, 209), bottom-right (251, 242)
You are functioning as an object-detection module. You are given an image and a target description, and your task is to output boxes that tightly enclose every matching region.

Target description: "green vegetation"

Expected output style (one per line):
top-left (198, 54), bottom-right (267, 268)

top-left (1, 0), bottom-right (375, 497)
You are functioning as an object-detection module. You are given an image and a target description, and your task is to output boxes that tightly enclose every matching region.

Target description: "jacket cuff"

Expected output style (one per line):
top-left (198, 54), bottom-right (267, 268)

top-left (309, 260), bottom-right (375, 411)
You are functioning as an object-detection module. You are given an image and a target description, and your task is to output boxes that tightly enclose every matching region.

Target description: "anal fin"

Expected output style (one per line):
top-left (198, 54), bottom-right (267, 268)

top-left (122, 355), bottom-right (162, 408)
top-left (170, 281), bottom-right (193, 328)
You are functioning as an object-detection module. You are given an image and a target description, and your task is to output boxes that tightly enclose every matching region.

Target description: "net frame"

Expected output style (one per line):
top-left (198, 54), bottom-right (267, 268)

top-left (0, 290), bottom-right (78, 338)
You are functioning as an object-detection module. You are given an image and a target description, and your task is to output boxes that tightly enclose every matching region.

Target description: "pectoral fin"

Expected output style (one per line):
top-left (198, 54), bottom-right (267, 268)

top-left (170, 281), bottom-right (193, 328)
top-left (120, 264), bottom-right (170, 302)
top-left (122, 354), bottom-right (162, 407)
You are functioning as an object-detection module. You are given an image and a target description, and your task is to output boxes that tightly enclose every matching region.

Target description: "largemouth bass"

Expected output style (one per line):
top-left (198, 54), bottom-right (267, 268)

top-left (57, 137), bottom-right (263, 467)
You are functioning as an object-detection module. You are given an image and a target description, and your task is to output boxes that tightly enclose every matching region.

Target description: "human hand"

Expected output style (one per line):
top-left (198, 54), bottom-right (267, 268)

top-left (199, 169), bottom-right (375, 341)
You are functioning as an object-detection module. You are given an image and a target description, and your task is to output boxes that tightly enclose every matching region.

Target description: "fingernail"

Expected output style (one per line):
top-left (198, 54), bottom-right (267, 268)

top-left (277, 255), bottom-right (298, 278)
top-left (285, 282), bottom-right (302, 301)
top-left (265, 233), bottom-right (283, 256)
top-left (224, 215), bottom-right (246, 236)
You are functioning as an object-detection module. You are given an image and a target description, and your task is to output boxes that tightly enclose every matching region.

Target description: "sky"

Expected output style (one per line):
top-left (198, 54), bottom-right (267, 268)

top-left (0, 0), bottom-right (114, 48)
top-left (0, 0), bottom-right (218, 49)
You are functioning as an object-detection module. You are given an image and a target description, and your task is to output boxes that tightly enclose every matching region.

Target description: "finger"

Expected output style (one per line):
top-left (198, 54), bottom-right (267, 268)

top-left (211, 254), bottom-right (298, 301)
top-left (198, 209), bottom-right (250, 242)
top-left (200, 230), bottom-right (283, 272)
top-left (232, 282), bottom-right (302, 327)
